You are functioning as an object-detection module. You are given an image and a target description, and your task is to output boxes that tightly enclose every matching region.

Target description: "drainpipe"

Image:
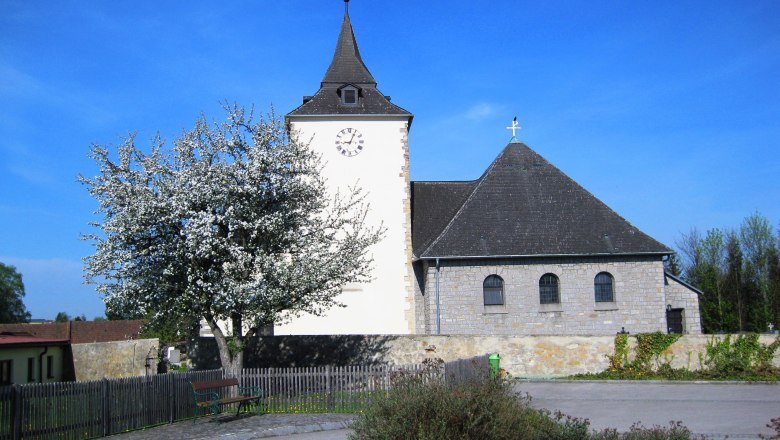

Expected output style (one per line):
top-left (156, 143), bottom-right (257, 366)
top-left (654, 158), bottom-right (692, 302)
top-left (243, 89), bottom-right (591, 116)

top-left (38, 346), bottom-right (49, 383)
top-left (435, 258), bottom-right (441, 335)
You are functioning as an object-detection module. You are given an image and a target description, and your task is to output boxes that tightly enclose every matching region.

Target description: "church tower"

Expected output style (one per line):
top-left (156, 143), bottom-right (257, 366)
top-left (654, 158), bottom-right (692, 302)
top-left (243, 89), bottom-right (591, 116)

top-left (280, 2), bottom-right (415, 335)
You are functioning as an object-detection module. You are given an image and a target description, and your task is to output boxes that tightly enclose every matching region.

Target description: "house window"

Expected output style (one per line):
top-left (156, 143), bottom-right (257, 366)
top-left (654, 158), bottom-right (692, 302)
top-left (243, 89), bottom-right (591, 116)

top-left (594, 272), bottom-right (615, 302)
top-left (342, 88), bottom-right (357, 105)
top-left (0, 360), bottom-right (11, 386)
top-left (46, 355), bottom-right (54, 379)
top-left (27, 357), bottom-right (35, 382)
top-left (539, 273), bottom-right (559, 304)
top-left (483, 275), bottom-right (504, 305)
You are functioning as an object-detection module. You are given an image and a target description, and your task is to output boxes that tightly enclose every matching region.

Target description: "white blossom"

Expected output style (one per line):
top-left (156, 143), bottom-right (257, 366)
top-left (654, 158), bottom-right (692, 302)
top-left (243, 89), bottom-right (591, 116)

top-left (80, 105), bottom-right (383, 373)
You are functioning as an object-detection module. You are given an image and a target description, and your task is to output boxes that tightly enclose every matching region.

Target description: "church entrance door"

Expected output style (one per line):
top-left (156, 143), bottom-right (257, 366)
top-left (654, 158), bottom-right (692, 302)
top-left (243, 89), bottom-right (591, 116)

top-left (666, 308), bottom-right (684, 334)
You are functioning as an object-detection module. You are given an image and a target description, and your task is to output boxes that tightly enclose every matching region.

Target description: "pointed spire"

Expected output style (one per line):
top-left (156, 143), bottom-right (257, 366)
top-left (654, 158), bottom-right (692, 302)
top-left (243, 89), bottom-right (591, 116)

top-left (321, 3), bottom-right (377, 86)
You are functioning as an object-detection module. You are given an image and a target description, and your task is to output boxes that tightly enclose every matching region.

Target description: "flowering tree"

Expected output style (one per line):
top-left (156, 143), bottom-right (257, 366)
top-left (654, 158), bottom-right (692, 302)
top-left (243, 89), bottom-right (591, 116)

top-left (80, 106), bottom-right (382, 375)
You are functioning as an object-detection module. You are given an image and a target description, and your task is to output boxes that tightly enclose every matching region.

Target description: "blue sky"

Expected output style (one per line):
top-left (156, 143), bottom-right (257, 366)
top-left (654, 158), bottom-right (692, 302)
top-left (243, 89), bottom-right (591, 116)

top-left (1, 1), bottom-right (778, 320)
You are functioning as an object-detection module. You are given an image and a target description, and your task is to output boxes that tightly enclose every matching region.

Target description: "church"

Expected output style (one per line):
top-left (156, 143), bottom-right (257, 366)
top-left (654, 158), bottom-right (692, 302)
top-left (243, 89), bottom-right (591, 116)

top-left (276, 2), bottom-right (702, 336)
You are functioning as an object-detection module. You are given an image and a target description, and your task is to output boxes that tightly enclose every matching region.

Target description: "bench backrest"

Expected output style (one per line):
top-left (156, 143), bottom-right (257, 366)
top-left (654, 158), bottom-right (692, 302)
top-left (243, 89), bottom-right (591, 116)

top-left (191, 378), bottom-right (239, 391)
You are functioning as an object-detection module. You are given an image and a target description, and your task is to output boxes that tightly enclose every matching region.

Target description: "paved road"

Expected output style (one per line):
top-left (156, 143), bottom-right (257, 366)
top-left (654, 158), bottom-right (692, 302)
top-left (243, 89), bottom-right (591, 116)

top-left (271, 430), bottom-right (350, 440)
top-left (110, 381), bottom-right (778, 439)
top-left (108, 413), bottom-right (355, 440)
top-left (516, 381), bottom-right (779, 439)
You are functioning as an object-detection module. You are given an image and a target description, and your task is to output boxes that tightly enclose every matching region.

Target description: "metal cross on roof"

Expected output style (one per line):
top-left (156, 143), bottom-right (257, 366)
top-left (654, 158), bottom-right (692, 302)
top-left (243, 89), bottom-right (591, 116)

top-left (506, 117), bottom-right (521, 141)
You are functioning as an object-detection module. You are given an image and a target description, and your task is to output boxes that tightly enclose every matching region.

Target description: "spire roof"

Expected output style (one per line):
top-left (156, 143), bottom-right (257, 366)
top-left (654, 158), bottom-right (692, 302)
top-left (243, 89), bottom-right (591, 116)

top-left (321, 10), bottom-right (376, 86)
top-left (286, 4), bottom-right (411, 120)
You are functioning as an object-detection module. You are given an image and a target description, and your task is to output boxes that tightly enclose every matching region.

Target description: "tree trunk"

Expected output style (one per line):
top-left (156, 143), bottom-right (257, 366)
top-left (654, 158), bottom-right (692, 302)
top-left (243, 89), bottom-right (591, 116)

top-left (207, 318), bottom-right (244, 378)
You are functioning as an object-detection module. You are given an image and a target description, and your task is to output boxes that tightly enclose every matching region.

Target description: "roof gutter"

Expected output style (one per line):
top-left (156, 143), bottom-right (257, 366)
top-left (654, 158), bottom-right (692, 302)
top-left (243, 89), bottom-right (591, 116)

top-left (414, 251), bottom-right (671, 262)
top-left (664, 271), bottom-right (704, 296)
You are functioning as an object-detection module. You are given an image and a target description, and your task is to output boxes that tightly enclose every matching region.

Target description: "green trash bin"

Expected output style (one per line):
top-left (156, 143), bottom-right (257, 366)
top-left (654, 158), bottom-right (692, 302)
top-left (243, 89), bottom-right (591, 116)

top-left (489, 352), bottom-right (500, 378)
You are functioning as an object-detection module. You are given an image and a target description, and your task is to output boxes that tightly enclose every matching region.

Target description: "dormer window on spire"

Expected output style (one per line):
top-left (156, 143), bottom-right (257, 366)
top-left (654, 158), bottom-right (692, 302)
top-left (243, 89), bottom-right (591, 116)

top-left (338, 84), bottom-right (360, 106)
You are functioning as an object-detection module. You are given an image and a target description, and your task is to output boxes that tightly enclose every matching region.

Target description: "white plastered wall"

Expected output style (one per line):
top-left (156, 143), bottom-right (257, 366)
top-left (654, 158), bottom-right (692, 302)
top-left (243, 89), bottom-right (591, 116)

top-left (275, 116), bottom-right (415, 335)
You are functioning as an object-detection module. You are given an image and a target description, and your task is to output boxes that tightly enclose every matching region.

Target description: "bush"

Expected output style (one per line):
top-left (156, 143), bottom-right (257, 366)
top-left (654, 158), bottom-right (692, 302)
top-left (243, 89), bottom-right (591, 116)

top-left (705, 334), bottom-right (780, 377)
top-left (349, 363), bottom-right (701, 439)
top-left (350, 375), bottom-right (587, 439)
top-left (571, 333), bottom-right (780, 381)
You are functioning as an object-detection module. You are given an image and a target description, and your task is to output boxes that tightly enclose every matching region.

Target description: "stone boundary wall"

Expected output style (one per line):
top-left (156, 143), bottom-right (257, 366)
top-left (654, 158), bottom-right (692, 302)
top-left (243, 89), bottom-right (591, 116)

top-left (192, 334), bottom-right (780, 378)
top-left (71, 338), bottom-right (159, 381)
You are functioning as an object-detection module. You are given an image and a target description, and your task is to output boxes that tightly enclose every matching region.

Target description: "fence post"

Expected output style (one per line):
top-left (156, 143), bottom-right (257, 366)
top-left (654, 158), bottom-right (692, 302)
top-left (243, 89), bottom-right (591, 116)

top-left (11, 384), bottom-right (20, 440)
top-left (325, 365), bottom-right (334, 412)
top-left (169, 374), bottom-right (176, 424)
top-left (102, 378), bottom-right (110, 437)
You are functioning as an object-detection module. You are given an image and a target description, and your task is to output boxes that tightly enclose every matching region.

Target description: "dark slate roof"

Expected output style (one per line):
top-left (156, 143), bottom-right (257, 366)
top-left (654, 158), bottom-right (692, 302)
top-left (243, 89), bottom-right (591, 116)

top-left (411, 180), bottom-right (478, 258)
top-left (286, 9), bottom-right (412, 120)
top-left (288, 86), bottom-right (411, 117)
top-left (411, 142), bottom-right (671, 259)
top-left (321, 12), bottom-right (376, 87)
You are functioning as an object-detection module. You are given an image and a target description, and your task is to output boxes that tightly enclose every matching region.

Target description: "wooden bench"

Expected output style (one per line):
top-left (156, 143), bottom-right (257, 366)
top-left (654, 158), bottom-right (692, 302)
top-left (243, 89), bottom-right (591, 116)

top-left (190, 378), bottom-right (262, 422)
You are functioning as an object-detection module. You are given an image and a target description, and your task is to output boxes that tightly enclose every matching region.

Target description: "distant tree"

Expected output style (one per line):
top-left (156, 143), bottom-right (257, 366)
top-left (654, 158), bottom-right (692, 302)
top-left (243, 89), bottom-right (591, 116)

top-left (54, 312), bottom-right (70, 323)
top-left (0, 262), bottom-right (31, 323)
top-left (74, 314), bottom-right (87, 322)
top-left (664, 254), bottom-right (682, 276)
top-left (739, 213), bottom-right (775, 331)
top-left (768, 247), bottom-right (780, 330)
top-left (80, 106), bottom-right (382, 375)
top-left (677, 213), bottom-right (780, 334)
top-left (723, 232), bottom-right (744, 331)
top-left (93, 316), bottom-right (107, 321)
top-left (678, 228), bottom-right (734, 333)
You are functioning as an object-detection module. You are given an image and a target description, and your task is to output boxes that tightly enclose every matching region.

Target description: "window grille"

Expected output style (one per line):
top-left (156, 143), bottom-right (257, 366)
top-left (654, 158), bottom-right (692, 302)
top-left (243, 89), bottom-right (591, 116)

top-left (483, 275), bottom-right (504, 305)
top-left (594, 272), bottom-right (614, 302)
top-left (539, 273), bottom-right (559, 304)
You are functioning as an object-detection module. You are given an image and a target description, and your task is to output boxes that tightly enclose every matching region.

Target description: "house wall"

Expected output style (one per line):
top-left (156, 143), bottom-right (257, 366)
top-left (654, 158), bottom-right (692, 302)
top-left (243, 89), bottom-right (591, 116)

top-left (0, 345), bottom-right (66, 385)
top-left (664, 275), bottom-right (703, 334)
top-left (71, 338), bottom-right (159, 381)
top-left (415, 255), bottom-right (685, 335)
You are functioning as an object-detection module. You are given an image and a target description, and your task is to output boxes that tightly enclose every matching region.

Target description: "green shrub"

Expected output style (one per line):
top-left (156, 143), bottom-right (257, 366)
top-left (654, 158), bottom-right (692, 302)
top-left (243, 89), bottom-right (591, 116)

top-left (705, 334), bottom-right (780, 376)
top-left (349, 364), bottom-right (701, 439)
top-left (572, 333), bottom-right (780, 381)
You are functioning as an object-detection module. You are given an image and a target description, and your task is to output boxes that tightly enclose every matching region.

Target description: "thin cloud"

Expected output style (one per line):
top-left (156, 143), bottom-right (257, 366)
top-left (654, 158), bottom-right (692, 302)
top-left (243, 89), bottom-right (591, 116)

top-left (464, 103), bottom-right (499, 121)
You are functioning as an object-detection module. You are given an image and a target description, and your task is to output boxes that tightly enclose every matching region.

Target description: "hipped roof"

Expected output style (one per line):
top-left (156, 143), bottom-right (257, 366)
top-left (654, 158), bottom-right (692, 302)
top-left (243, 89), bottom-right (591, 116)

top-left (412, 142), bottom-right (671, 259)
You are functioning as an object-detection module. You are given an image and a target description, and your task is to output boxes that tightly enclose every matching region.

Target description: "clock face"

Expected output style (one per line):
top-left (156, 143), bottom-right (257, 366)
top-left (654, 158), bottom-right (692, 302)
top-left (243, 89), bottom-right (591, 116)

top-left (335, 128), bottom-right (364, 157)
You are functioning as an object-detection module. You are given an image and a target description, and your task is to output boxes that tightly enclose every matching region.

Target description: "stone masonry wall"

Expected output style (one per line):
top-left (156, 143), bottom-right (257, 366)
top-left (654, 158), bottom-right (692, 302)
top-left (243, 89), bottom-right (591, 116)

top-left (195, 334), bottom-right (780, 378)
top-left (218, 334), bottom-right (779, 378)
top-left (664, 275), bottom-right (703, 334)
top-left (71, 338), bottom-right (159, 381)
top-left (415, 256), bottom-right (684, 335)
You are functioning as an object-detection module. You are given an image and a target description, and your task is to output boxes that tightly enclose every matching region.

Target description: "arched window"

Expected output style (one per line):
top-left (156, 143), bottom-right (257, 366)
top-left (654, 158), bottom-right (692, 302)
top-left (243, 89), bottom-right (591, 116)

top-left (539, 273), bottom-right (559, 304)
top-left (483, 275), bottom-right (504, 305)
top-left (594, 272), bottom-right (614, 302)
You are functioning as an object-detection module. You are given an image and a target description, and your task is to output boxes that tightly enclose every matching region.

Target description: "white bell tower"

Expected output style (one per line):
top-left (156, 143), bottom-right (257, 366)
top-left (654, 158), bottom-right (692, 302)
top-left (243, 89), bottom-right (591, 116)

top-left (280, 1), bottom-right (415, 335)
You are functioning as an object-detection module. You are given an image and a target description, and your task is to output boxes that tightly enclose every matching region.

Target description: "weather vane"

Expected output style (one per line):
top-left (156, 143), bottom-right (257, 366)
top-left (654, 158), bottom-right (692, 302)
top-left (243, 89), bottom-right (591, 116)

top-left (506, 117), bottom-right (521, 139)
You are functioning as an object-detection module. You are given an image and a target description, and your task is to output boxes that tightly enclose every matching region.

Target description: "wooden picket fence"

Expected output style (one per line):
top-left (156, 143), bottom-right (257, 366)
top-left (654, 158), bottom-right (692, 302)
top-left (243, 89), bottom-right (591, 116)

top-left (0, 369), bottom-right (222, 440)
top-left (443, 354), bottom-right (491, 384)
top-left (0, 364), bottom-right (436, 440)
top-left (242, 364), bottom-right (427, 414)
top-left (0, 358), bottom-right (491, 439)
